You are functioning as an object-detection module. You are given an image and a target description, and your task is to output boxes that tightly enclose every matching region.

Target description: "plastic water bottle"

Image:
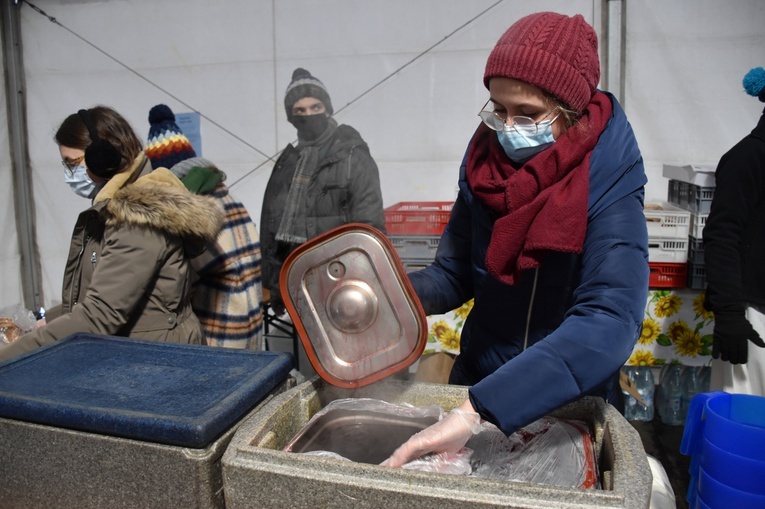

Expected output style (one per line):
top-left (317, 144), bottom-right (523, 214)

top-left (656, 365), bottom-right (670, 421)
top-left (621, 366), bottom-right (638, 420)
top-left (680, 366), bottom-right (702, 423)
top-left (660, 364), bottom-right (684, 425)
top-left (698, 365), bottom-right (711, 393)
top-left (634, 366), bottom-right (655, 422)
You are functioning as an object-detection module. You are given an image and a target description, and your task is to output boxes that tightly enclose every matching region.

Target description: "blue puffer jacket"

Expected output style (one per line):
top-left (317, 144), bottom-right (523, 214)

top-left (409, 92), bottom-right (649, 436)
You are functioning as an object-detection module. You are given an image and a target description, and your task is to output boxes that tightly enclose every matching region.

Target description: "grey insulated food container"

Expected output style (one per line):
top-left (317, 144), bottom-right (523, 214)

top-left (280, 223), bottom-right (428, 388)
top-left (222, 378), bottom-right (653, 509)
top-left (0, 334), bottom-right (294, 509)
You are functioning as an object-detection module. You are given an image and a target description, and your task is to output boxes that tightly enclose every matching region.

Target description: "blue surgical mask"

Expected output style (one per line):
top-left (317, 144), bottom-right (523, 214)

top-left (497, 117), bottom-right (558, 163)
top-left (64, 164), bottom-right (97, 199)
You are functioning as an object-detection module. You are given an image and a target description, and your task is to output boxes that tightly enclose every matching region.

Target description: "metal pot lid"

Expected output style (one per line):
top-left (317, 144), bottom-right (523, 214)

top-left (280, 223), bottom-right (427, 388)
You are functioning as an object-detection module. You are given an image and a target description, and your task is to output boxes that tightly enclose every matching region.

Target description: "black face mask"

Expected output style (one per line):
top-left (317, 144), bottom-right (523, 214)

top-left (290, 114), bottom-right (329, 142)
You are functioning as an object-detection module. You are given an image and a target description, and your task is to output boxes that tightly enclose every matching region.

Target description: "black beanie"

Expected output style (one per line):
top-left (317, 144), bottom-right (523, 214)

top-left (284, 68), bottom-right (333, 122)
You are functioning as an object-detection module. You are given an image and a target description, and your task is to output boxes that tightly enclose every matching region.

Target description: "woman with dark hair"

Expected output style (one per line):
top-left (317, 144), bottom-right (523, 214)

top-left (0, 105), bottom-right (223, 361)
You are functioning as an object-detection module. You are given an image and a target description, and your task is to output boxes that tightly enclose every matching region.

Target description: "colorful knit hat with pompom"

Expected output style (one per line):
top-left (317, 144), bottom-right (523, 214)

top-left (145, 104), bottom-right (196, 169)
top-left (743, 67), bottom-right (765, 102)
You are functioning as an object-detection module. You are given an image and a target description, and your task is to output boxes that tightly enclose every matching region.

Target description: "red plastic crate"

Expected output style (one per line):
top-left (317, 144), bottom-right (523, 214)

top-left (648, 262), bottom-right (687, 288)
top-left (384, 201), bottom-right (453, 235)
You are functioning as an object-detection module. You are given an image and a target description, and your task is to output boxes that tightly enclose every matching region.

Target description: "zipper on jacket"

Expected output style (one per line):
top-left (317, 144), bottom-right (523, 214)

top-left (90, 251), bottom-right (97, 269)
top-left (69, 224), bottom-right (90, 308)
top-left (523, 268), bottom-right (540, 351)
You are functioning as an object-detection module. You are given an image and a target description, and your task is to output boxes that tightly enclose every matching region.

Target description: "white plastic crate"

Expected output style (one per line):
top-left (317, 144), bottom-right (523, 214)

top-left (644, 202), bottom-right (690, 239)
top-left (690, 212), bottom-right (708, 239)
top-left (648, 237), bottom-right (688, 263)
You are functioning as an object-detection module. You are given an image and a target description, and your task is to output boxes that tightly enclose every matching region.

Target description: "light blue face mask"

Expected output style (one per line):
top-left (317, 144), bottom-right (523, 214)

top-left (64, 164), bottom-right (96, 199)
top-left (497, 114), bottom-right (559, 163)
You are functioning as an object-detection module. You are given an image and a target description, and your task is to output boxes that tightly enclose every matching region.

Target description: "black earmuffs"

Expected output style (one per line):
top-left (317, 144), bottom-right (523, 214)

top-left (78, 109), bottom-right (123, 179)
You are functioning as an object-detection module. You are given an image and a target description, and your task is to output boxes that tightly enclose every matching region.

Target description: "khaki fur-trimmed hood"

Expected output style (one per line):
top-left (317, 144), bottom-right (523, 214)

top-left (102, 167), bottom-right (224, 243)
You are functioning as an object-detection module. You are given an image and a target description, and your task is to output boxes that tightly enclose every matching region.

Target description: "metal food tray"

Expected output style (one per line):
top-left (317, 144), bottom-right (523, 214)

top-left (284, 408), bottom-right (438, 464)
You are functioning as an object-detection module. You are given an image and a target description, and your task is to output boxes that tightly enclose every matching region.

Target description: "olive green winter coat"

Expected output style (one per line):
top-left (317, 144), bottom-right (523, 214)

top-left (0, 155), bottom-right (223, 361)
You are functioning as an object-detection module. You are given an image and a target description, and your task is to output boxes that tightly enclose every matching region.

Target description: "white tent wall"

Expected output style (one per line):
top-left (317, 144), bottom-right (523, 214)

top-left (4, 0), bottom-right (764, 312)
top-left (628, 1), bottom-right (765, 201)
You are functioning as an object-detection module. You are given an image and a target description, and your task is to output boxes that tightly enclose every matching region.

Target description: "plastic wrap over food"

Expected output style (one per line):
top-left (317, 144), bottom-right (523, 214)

top-left (466, 417), bottom-right (599, 489)
top-left (401, 448), bottom-right (474, 476)
top-left (306, 397), bottom-right (444, 423)
top-left (0, 305), bottom-right (37, 345)
top-left (289, 399), bottom-right (597, 489)
top-left (301, 450), bottom-right (353, 461)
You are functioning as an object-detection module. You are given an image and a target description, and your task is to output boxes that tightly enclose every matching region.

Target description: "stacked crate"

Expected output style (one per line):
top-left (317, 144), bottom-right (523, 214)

top-left (384, 202), bottom-right (452, 272)
top-left (663, 164), bottom-right (716, 290)
top-left (644, 202), bottom-right (691, 288)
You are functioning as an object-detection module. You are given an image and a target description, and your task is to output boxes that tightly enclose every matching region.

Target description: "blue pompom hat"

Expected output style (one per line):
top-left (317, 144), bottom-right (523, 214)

top-left (743, 67), bottom-right (765, 102)
top-left (146, 104), bottom-right (197, 169)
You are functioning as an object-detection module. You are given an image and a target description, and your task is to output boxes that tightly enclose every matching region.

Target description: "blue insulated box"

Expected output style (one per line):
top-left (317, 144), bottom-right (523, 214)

top-left (0, 333), bottom-right (293, 448)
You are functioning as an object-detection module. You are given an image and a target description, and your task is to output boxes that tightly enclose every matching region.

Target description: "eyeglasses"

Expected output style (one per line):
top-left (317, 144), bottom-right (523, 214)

top-left (61, 155), bottom-right (85, 178)
top-left (478, 99), bottom-right (560, 135)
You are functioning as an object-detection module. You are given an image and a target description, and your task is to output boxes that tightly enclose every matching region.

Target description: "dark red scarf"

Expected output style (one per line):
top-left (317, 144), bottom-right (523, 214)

top-left (467, 91), bottom-right (612, 285)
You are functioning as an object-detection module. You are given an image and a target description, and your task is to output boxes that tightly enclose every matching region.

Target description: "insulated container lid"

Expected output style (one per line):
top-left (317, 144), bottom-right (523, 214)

top-left (280, 223), bottom-right (427, 388)
top-left (0, 334), bottom-right (293, 447)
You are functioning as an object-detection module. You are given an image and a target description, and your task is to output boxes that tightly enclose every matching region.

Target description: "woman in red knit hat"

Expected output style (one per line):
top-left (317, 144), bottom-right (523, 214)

top-left (384, 12), bottom-right (649, 467)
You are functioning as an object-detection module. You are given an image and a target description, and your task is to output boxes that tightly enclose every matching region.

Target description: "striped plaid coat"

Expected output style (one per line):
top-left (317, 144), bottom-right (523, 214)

top-left (191, 182), bottom-right (264, 349)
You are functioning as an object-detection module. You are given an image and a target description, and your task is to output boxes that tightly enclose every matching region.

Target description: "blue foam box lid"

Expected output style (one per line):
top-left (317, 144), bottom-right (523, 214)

top-left (0, 334), bottom-right (293, 448)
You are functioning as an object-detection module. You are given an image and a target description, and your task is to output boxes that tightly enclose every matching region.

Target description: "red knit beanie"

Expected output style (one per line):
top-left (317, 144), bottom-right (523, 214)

top-left (484, 12), bottom-right (600, 112)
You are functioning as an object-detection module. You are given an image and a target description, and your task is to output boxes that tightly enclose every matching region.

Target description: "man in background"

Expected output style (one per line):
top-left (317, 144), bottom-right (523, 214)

top-left (260, 68), bottom-right (385, 313)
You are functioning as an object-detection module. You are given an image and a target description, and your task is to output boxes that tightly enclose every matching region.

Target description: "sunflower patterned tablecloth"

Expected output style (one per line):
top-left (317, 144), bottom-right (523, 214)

top-left (425, 290), bottom-right (714, 367)
top-left (628, 289), bottom-right (714, 367)
top-left (424, 299), bottom-right (473, 356)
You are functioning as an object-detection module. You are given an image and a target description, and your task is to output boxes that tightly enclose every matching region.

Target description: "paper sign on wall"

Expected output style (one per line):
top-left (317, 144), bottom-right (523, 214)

top-left (176, 112), bottom-right (202, 157)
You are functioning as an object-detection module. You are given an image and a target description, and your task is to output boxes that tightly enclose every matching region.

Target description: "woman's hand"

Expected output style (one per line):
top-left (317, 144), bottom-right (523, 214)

top-left (381, 399), bottom-right (482, 468)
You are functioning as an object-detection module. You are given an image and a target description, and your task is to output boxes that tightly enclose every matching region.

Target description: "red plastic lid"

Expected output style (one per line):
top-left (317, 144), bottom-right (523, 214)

top-left (279, 223), bottom-right (427, 388)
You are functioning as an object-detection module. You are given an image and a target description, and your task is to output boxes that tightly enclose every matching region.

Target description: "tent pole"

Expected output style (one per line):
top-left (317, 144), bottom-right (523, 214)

top-left (602, 0), bottom-right (627, 106)
top-left (1, 0), bottom-right (44, 313)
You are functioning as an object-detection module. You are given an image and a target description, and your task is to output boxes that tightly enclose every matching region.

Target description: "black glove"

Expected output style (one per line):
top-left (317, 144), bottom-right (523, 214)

top-left (712, 313), bottom-right (765, 364)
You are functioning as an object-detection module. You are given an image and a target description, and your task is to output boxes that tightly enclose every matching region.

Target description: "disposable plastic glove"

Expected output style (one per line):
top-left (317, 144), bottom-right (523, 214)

top-left (381, 403), bottom-right (483, 468)
top-left (712, 313), bottom-right (765, 364)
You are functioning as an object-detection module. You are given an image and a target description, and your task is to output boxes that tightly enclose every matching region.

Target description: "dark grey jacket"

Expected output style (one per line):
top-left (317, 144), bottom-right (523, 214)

top-left (261, 124), bottom-right (385, 306)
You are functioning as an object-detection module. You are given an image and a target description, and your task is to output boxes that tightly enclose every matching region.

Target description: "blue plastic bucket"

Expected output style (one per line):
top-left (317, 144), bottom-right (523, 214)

top-left (700, 436), bottom-right (765, 494)
top-left (681, 391), bottom-right (765, 459)
top-left (697, 467), bottom-right (765, 508)
top-left (681, 391), bottom-right (765, 505)
top-left (693, 495), bottom-right (711, 509)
